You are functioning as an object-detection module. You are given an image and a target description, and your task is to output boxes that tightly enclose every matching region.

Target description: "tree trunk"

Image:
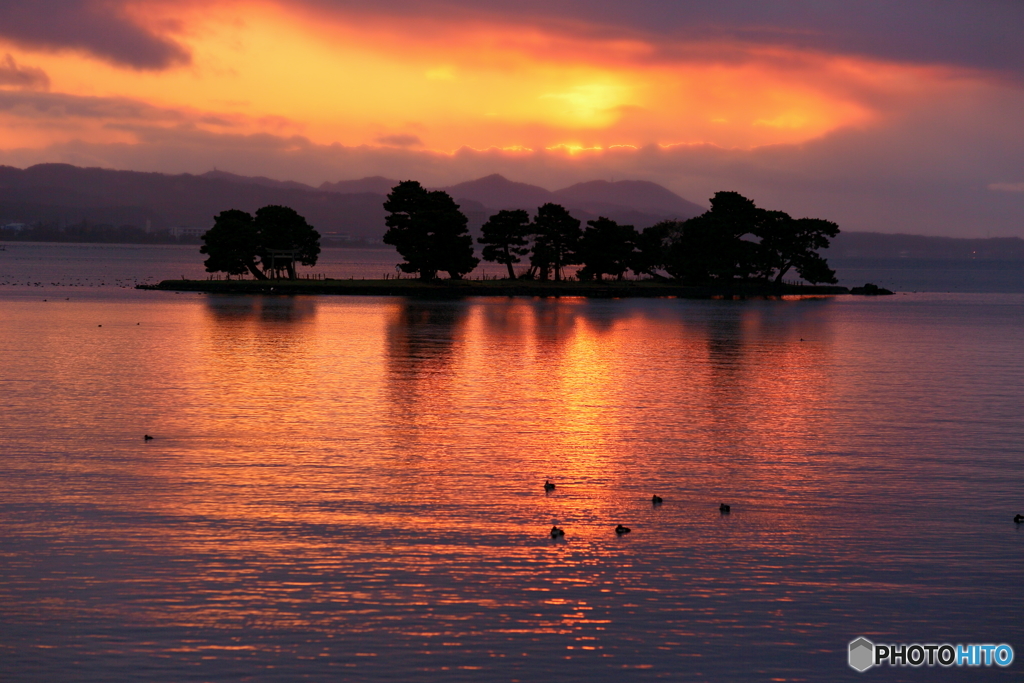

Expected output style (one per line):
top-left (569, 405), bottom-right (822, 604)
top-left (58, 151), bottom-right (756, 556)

top-left (502, 244), bottom-right (516, 279)
top-left (246, 260), bottom-right (268, 280)
top-left (286, 262), bottom-right (297, 280)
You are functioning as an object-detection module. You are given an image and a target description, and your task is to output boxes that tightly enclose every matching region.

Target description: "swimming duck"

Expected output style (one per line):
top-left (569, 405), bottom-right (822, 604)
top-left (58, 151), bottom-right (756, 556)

top-left (1015, 514), bottom-right (1023, 523)
top-left (615, 524), bottom-right (631, 535)
top-left (550, 526), bottom-right (565, 538)
top-left (651, 495), bottom-right (663, 504)
top-left (719, 503), bottom-right (731, 513)
top-left (144, 434), bottom-right (154, 441)
top-left (544, 480), bottom-right (556, 491)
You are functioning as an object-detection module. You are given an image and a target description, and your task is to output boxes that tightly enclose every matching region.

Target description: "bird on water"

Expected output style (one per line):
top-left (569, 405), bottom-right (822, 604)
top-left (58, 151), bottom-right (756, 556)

top-left (615, 524), bottom-right (631, 535)
top-left (544, 480), bottom-right (556, 491)
top-left (1015, 514), bottom-right (1023, 523)
top-left (550, 526), bottom-right (565, 538)
top-left (719, 503), bottom-right (731, 513)
top-left (144, 435), bottom-right (154, 441)
top-left (651, 495), bottom-right (663, 504)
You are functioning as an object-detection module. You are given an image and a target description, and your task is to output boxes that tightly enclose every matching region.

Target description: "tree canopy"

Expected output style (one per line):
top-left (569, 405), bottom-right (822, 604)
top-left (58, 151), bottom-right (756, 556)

top-left (529, 203), bottom-right (581, 281)
top-left (663, 192), bottom-right (760, 282)
top-left (753, 212), bottom-right (839, 283)
top-left (372, 181), bottom-right (836, 286)
top-left (577, 217), bottom-right (639, 281)
top-left (201, 209), bottom-right (262, 279)
top-left (478, 209), bottom-right (532, 279)
top-left (255, 205), bottom-right (321, 280)
top-left (201, 205), bottom-right (321, 280)
top-left (383, 181), bottom-right (479, 280)
top-left (630, 222), bottom-right (674, 279)
top-left (660, 191), bottom-right (839, 285)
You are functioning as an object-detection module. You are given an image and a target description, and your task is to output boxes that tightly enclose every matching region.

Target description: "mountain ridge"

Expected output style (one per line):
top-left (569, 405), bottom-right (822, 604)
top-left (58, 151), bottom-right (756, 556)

top-left (0, 165), bottom-right (706, 241)
top-left (7, 166), bottom-right (1020, 260)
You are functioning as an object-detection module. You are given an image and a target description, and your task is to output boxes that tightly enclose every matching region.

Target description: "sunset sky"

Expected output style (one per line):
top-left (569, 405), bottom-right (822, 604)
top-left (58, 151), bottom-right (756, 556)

top-left (0, 1), bottom-right (1022, 236)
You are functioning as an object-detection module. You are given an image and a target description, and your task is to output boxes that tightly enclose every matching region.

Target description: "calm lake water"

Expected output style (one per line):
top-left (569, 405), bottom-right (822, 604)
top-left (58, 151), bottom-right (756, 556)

top-left (2, 242), bottom-right (1023, 292)
top-left (1, 244), bottom-right (1023, 681)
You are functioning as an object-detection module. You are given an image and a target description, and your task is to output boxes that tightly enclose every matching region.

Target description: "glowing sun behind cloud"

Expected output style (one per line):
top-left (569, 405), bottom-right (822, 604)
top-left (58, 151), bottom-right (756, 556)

top-left (0, 0), bottom-right (961, 156)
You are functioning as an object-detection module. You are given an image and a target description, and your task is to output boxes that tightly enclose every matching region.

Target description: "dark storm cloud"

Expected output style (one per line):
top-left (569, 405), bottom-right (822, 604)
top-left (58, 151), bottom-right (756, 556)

top-left (312, 0), bottom-right (1024, 76)
top-left (2, 1), bottom-right (1016, 76)
top-left (0, 0), bottom-right (190, 70)
top-left (0, 54), bottom-right (50, 90)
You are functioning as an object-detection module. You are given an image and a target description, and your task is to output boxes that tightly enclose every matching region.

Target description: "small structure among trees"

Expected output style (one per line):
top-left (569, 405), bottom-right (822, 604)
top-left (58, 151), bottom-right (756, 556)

top-left (200, 205), bottom-right (320, 280)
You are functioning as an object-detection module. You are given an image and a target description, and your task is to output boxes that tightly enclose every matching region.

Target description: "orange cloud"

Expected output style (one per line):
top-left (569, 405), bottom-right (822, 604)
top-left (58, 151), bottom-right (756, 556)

top-left (0, 0), bottom-right (994, 158)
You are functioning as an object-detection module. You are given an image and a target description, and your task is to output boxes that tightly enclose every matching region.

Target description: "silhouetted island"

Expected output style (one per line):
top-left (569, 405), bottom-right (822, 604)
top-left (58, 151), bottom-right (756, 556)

top-left (135, 183), bottom-right (857, 298)
top-left (850, 283), bottom-right (895, 295)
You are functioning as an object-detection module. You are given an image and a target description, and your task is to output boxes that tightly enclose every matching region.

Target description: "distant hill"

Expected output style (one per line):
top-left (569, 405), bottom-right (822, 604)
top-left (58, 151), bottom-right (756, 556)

top-left (3, 165), bottom-right (1021, 259)
top-left (436, 174), bottom-right (703, 226)
top-left (0, 164), bottom-right (388, 242)
top-left (0, 166), bottom-right (706, 244)
top-left (553, 180), bottom-right (705, 218)
top-left (319, 176), bottom-right (400, 195)
top-left (201, 170), bottom-right (316, 192)
top-left (441, 174), bottom-right (556, 210)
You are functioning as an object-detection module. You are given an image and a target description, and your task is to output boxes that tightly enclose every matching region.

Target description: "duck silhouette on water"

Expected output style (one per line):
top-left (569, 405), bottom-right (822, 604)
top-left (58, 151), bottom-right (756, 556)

top-left (1015, 514), bottom-right (1023, 524)
top-left (544, 480), bottom-right (556, 492)
top-left (550, 526), bottom-right (565, 538)
top-left (651, 495), bottom-right (663, 505)
top-left (144, 435), bottom-right (154, 441)
top-left (615, 524), bottom-right (631, 535)
top-left (719, 503), bottom-right (731, 513)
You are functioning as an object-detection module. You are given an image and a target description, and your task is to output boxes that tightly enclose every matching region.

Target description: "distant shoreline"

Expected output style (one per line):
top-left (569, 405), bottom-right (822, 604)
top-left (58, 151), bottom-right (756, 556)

top-left (138, 278), bottom-right (850, 299)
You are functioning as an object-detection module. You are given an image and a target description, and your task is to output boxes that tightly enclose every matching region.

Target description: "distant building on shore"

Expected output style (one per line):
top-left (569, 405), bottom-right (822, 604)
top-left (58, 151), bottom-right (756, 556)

top-left (169, 226), bottom-right (206, 239)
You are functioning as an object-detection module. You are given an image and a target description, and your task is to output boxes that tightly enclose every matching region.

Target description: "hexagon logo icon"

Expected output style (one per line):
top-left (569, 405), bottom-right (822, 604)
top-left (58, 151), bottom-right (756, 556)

top-left (849, 637), bottom-right (874, 672)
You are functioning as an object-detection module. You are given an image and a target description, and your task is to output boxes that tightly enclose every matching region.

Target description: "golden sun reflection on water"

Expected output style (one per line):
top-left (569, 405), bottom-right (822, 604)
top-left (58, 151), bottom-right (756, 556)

top-left (1, 293), bottom-right (1022, 681)
top-left (145, 296), bottom-right (850, 549)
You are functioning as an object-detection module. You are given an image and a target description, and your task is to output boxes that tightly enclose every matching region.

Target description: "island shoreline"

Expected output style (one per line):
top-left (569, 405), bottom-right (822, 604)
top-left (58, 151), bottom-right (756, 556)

top-left (138, 279), bottom-right (851, 299)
